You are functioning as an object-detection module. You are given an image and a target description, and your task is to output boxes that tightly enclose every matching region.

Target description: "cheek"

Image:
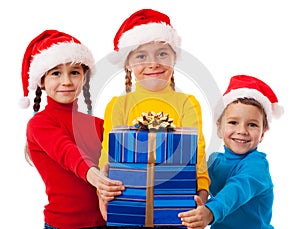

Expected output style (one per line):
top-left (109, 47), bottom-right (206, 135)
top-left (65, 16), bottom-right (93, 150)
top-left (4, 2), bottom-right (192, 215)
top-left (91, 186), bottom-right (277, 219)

top-left (74, 79), bottom-right (85, 90)
top-left (222, 125), bottom-right (235, 138)
top-left (164, 68), bottom-right (173, 79)
top-left (43, 80), bottom-right (55, 91)
top-left (132, 67), bottom-right (144, 79)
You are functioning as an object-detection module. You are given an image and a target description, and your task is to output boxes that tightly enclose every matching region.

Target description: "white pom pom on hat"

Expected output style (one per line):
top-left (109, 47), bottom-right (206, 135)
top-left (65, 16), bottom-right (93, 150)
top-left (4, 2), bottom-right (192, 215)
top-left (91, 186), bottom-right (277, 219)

top-left (215, 75), bottom-right (284, 123)
top-left (18, 97), bottom-right (30, 109)
top-left (19, 29), bottom-right (95, 109)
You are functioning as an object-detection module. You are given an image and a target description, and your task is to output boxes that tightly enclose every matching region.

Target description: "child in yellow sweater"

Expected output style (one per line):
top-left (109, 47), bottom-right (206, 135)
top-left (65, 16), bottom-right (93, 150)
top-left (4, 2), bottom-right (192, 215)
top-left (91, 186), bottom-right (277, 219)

top-left (98, 8), bottom-right (210, 220)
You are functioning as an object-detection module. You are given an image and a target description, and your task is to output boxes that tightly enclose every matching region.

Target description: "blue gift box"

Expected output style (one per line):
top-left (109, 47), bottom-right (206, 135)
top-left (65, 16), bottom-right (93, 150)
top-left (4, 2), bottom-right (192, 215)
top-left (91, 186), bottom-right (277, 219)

top-left (107, 197), bottom-right (195, 227)
top-left (109, 163), bottom-right (196, 198)
top-left (107, 127), bottom-right (198, 227)
top-left (109, 127), bottom-right (198, 165)
top-left (107, 163), bottom-right (196, 227)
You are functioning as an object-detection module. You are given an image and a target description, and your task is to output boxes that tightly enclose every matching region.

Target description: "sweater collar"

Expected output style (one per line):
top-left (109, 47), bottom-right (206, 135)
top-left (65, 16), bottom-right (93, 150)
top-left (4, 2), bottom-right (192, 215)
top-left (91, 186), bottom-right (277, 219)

top-left (45, 96), bottom-right (79, 112)
top-left (135, 82), bottom-right (174, 95)
top-left (223, 145), bottom-right (257, 159)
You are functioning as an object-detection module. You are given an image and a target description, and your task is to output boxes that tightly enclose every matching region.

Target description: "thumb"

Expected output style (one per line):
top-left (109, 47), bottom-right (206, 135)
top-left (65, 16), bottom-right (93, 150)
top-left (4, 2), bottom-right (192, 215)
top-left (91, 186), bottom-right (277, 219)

top-left (194, 195), bottom-right (205, 207)
top-left (99, 197), bottom-right (108, 221)
top-left (100, 163), bottom-right (110, 177)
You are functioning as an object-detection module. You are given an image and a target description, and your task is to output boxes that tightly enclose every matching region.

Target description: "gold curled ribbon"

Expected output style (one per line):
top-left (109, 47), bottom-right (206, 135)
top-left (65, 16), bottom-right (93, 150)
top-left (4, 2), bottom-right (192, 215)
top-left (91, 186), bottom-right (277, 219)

top-left (132, 111), bottom-right (175, 131)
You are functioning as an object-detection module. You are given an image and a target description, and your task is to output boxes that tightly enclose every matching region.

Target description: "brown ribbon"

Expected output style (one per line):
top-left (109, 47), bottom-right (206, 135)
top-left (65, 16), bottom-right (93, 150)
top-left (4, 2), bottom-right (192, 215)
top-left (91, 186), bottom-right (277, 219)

top-left (145, 131), bottom-right (156, 227)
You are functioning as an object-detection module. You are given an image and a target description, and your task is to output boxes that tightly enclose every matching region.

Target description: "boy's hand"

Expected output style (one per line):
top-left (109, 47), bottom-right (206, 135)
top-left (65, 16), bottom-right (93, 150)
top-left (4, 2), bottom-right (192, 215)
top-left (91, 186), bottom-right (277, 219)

top-left (178, 195), bottom-right (213, 229)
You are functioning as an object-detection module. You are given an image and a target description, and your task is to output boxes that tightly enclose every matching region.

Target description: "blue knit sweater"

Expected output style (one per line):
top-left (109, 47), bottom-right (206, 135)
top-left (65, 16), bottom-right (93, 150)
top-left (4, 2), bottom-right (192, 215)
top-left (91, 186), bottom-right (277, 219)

top-left (205, 146), bottom-right (274, 229)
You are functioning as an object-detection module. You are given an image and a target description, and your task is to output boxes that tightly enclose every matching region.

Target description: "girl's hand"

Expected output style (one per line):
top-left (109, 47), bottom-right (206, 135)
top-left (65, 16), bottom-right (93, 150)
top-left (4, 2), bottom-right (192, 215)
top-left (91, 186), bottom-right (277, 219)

top-left (178, 195), bottom-right (213, 229)
top-left (87, 163), bottom-right (125, 220)
top-left (99, 163), bottom-right (125, 201)
top-left (99, 195), bottom-right (108, 221)
top-left (87, 163), bottom-right (125, 202)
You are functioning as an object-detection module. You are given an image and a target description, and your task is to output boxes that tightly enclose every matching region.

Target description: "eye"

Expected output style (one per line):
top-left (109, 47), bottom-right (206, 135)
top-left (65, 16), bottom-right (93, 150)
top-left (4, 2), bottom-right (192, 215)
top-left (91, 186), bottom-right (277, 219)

top-left (49, 71), bottom-right (60, 78)
top-left (228, 120), bottom-right (237, 125)
top-left (70, 70), bottom-right (81, 75)
top-left (138, 54), bottom-right (147, 60)
top-left (248, 122), bottom-right (258, 127)
top-left (158, 51), bottom-right (168, 57)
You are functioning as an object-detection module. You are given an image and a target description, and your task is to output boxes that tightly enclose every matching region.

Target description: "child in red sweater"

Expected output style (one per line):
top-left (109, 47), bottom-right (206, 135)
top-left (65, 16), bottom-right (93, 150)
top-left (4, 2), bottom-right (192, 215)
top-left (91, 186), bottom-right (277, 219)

top-left (20, 30), bottom-right (124, 229)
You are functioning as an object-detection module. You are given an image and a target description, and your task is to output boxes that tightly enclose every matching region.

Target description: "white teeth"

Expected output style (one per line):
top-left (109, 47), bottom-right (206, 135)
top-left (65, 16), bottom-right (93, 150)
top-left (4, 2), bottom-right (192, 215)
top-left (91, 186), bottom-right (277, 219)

top-left (234, 139), bottom-right (248, 143)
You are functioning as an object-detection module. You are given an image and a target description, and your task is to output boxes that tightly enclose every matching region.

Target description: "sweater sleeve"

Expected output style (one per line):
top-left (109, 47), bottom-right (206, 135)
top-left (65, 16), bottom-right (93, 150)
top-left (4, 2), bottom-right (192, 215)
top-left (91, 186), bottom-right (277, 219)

top-left (182, 95), bottom-right (210, 192)
top-left (99, 97), bottom-right (119, 169)
top-left (27, 114), bottom-right (94, 182)
top-left (205, 155), bottom-right (273, 224)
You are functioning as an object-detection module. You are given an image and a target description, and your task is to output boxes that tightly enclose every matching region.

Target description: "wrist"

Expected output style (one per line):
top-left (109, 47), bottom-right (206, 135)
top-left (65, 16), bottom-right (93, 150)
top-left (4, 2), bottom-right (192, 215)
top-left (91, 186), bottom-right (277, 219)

top-left (197, 189), bottom-right (209, 203)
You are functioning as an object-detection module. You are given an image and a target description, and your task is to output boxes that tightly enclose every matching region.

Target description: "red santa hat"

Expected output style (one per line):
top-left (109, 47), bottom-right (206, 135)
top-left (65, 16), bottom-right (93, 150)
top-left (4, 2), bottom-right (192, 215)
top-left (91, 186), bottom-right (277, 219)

top-left (216, 75), bottom-right (284, 123)
top-left (108, 9), bottom-right (181, 65)
top-left (19, 29), bottom-right (95, 109)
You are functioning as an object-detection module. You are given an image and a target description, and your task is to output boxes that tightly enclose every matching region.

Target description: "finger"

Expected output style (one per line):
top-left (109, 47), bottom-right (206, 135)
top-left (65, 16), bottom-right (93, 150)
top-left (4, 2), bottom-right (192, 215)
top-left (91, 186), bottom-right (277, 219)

top-left (100, 174), bottom-right (124, 186)
top-left (100, 163), bottom-right (110, 177)
top-left (99, 164), bottom-right (124, 187)
top-left (99, 197), bottom-right (108, 221)
top-left (183, 219), bottom-right (205, 229)
top-left (195, 195), bottom-right (204, 206)
top-left (100, 188), bottom-right (124, 197)
top-left (98, 189), bottom-right (117, 202)
top-left (178, 208), bottom-right (196, 218)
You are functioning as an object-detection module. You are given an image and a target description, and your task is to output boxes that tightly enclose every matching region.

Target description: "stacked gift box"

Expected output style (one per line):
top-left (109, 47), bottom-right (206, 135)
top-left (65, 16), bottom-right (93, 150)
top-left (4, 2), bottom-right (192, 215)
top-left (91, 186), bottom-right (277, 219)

top-left (107, 126), bottom-right (198, 227)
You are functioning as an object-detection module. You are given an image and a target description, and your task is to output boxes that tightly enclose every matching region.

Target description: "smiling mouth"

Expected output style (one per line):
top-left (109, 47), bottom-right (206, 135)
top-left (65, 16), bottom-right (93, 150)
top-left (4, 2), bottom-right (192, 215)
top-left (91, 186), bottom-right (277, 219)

top-left (57, 90), bottom-right (75, 93)
top-left (144, 71), bottom-right (164, 76)
top-left (232, 138), bottom-right (250, 143)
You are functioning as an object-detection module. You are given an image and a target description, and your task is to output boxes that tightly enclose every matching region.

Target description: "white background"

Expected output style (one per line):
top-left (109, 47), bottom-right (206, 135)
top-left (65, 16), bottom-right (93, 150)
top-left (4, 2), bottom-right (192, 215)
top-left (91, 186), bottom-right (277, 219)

top-left (1, 0), bottom-right (297, 228)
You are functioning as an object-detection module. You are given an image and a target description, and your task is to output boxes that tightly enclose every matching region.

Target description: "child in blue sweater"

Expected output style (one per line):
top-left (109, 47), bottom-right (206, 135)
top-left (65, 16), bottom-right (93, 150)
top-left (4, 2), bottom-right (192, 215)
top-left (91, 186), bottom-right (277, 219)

top-left (178, 75), bottom-right (283, 229)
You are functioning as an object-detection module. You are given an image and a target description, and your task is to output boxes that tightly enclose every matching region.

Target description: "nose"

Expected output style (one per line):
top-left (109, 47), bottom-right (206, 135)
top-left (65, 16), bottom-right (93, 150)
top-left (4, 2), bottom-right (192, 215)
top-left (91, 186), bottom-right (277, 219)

top-left (237, 124), bottom-right (248, 135)
top-left (61, 73), bottom-right (72, 85)
top-left (147, 55), bottom-right (160, 68)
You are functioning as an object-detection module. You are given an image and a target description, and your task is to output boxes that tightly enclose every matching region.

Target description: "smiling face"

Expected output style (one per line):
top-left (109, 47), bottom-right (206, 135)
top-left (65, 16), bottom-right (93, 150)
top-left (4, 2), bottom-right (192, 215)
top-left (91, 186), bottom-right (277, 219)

top-left (41, 63), bottom-right (86, 104)
top-left (126, 41), bottom-right (176, 91)
top-left (217, 101), bottom-right (267, 154)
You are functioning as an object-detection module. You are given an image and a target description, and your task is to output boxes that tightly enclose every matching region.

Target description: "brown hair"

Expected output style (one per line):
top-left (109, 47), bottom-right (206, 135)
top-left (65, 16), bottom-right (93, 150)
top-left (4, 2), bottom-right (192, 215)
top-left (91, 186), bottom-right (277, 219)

top-left (124, 42), bottom-right (176, 93)
top-left (217, 97), bottom-right (269, 130)
top-left (124, 69), bottom-right (176, 93)
top-left (25, 64), bottom-right (93, 165)
top-left (33, 64), bottom-right (92, 113)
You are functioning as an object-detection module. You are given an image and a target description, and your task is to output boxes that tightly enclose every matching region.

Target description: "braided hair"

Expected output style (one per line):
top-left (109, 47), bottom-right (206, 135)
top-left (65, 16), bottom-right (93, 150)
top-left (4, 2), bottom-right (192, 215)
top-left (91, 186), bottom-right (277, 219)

top-left (32, 64), bottom-right (92, 113)
top-left (124, 43), bottom-right (176, 93)
top-left (124, 69), bottom-right (176, 93)
top-left (82, 65), bottom-right (93, 114)
top-left (26, 64), bottom-right (93, 164)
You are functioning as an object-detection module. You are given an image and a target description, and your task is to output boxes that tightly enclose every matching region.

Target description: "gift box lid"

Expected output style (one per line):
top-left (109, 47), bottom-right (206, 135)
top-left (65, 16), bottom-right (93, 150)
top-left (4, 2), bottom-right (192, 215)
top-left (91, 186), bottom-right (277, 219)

top-left (109, 126), bottom-right (198, 164)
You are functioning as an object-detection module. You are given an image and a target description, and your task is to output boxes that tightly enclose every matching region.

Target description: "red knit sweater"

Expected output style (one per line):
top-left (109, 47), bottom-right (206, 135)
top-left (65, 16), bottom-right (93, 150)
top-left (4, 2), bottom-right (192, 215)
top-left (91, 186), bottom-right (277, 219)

top-left (26, 97), bottom-right (105, 228)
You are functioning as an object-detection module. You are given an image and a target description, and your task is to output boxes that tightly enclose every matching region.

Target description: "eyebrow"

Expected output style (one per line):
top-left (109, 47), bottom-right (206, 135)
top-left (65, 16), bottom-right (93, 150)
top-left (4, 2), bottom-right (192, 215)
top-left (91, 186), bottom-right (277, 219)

top-left (136, 46), bottom-right (170, 52)
top-left (70, 65), bottom-right (82, 69)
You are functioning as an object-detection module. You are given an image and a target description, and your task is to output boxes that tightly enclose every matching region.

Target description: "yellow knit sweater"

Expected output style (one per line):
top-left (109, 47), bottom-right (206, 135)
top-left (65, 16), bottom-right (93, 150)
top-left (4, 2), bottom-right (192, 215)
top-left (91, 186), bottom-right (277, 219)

top-left (99, 83), bottom-right (210, 192)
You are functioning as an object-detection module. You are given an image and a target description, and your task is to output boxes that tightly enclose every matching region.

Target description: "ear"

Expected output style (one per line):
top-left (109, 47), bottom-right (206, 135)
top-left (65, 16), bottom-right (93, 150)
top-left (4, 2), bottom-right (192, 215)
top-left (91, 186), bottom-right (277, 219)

top-left (39, 76), bottom-right (46, 89)
top-left (173, 54), bottom-right (177, 67)
top-left (216, 120), bottom-right (223, 139)
top-left (126, 65), bottom-right (132, 72)
top-left (259, 129), bottom-right (268, 143)
top-left (83, 75), bottom-right (87, 85)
